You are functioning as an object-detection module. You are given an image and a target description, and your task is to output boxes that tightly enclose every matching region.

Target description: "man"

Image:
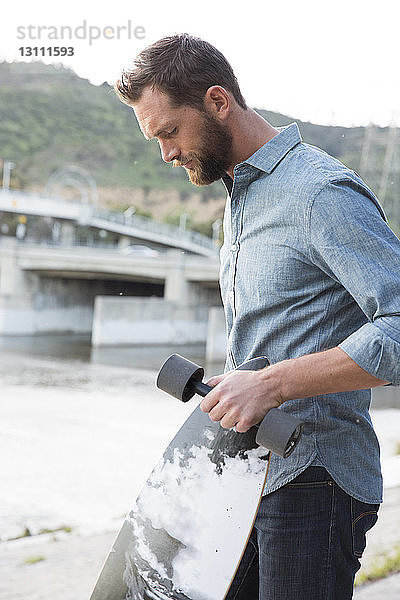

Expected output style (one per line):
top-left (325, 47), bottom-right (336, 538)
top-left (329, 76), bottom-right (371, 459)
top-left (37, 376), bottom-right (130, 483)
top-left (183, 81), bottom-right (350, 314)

top-left (115, 33), bottom-right (400, 599)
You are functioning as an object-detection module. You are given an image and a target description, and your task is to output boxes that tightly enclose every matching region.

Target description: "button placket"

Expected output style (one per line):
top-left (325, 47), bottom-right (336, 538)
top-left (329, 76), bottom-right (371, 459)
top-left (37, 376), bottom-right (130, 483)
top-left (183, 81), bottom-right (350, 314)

top-left (223, 169), bottom-right (251, 368)
top-left (229, 176), bottom-right (248, 321)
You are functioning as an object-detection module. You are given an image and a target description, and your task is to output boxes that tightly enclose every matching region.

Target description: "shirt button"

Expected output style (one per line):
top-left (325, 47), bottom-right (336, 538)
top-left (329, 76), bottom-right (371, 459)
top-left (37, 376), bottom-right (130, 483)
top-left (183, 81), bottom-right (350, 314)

top-left (231, 243), bottom-right (237, 252)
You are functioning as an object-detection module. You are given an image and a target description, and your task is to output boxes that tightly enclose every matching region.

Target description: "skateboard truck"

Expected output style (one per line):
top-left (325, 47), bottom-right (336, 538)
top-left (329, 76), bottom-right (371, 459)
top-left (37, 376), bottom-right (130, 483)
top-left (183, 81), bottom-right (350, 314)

top-left (157, 354), bottom-right (303, 459)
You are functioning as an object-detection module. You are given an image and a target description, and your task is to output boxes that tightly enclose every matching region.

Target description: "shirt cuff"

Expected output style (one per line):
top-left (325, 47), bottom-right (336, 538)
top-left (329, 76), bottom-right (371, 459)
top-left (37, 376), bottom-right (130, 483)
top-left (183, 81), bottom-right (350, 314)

top-left (338, 321), bottom-right (400, 386)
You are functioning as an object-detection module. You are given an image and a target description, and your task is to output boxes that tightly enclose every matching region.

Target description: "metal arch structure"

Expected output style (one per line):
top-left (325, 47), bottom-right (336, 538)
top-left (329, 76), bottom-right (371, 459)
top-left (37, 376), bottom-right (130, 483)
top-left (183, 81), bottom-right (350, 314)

top-left (45, 165), bottom-right (99, 206)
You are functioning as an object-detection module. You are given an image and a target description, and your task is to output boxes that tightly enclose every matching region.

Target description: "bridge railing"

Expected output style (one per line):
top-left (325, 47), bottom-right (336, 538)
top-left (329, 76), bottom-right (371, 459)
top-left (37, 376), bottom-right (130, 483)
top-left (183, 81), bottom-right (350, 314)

top-left (0, 189), bottom-right (219, 253)
top-left (92, 207), bottom-right (217, 251)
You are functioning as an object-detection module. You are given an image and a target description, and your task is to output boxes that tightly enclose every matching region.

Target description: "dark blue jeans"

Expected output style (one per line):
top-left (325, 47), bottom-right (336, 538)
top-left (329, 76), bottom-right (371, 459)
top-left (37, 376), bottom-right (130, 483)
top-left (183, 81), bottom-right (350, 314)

top-left (226, 467), bottom-right (379, 600)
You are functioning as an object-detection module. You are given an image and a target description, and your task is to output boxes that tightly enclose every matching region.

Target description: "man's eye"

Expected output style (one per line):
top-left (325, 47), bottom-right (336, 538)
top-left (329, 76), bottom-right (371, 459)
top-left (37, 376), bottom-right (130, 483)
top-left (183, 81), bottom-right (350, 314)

top-left (168, 127), bottom-right (178, 136)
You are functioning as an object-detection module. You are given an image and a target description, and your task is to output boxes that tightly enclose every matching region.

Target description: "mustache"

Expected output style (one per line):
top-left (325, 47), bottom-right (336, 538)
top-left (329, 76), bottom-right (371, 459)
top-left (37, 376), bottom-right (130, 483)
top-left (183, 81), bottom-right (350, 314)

top-left (173, 155), bottom-right (196, 168)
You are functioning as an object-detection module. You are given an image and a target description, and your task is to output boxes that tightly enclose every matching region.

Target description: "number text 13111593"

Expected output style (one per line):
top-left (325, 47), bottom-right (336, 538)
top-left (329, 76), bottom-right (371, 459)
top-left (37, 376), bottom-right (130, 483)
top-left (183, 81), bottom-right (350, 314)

top-left (19, 47), bottom-right (74, 57)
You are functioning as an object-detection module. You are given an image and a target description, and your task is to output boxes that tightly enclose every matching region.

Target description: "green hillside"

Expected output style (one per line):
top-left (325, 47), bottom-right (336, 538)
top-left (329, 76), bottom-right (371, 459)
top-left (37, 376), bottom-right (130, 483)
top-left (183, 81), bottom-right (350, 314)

top-left (0, 60), bottom-right (398, 231)
top-left (0, 61), bottom-right (220, 197)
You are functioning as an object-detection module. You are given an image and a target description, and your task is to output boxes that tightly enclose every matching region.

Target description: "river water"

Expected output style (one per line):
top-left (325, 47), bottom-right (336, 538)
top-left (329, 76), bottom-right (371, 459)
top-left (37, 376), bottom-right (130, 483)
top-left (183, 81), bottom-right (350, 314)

top-left (0, 335), bottom-right (399, 543)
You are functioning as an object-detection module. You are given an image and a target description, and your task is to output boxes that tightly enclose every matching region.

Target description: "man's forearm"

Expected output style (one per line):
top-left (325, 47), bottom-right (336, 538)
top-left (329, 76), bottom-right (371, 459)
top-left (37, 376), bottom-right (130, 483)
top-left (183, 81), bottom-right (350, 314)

top-left (266, 346), bottom-right (389, 404)
top-left (202, 346), bottom-right (389, 432)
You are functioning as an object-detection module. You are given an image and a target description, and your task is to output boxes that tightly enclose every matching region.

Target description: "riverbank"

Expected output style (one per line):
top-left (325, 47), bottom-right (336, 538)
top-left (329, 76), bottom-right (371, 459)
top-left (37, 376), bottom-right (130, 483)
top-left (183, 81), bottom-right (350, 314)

top-left (1, 486), bottom-right (399, 600)
top-left (355, 486), bottom-right (400, 595)
top-left (1, 342), bottom-right (400, 598)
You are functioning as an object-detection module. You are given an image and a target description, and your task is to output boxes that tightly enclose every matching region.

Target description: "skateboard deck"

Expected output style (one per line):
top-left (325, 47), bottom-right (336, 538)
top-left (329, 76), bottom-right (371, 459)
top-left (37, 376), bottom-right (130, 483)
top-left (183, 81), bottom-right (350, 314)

top-left (89, 365), bottom-right (270, 600)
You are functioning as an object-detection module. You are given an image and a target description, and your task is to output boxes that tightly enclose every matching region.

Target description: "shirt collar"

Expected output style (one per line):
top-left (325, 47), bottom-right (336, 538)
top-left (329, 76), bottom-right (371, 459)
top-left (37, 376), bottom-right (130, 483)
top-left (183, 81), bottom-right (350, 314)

top-left (222, 122), bottom-right (302, 194)
top-left (244, 122), bottom-right (302, 174)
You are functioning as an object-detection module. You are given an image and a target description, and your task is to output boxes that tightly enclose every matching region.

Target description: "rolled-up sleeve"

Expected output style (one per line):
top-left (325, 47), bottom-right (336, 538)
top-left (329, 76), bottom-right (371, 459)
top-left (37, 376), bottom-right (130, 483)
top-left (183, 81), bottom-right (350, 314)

top-left (309, 178), bottom-right (400, 385)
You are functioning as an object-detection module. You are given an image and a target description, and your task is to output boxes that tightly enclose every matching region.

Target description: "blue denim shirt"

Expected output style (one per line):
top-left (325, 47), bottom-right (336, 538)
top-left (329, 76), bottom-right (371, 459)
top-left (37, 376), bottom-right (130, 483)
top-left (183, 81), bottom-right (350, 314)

top-left (220, 123), bottom-right (400, 504)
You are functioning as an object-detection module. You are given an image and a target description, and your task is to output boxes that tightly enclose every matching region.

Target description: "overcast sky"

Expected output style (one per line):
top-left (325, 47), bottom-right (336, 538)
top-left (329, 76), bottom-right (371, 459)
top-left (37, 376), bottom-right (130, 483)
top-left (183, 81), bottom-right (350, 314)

top-left (1, 0), bottom-right (399, 127)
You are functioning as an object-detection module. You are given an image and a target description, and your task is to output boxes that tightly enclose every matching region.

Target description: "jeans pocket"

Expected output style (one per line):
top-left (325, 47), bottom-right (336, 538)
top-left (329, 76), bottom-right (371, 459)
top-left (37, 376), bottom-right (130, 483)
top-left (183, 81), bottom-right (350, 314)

top-left (285, 480), bottom-right (333, 488)
top-left (285, 466), bottom-right (333, 488)
top-left (351, 497), bottom-right (379, 558)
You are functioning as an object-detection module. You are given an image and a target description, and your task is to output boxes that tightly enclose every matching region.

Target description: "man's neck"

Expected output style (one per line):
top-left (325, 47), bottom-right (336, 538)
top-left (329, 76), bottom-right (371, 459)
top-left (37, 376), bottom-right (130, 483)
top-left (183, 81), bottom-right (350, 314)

top-left (226, 109), bottom-right (279, 179)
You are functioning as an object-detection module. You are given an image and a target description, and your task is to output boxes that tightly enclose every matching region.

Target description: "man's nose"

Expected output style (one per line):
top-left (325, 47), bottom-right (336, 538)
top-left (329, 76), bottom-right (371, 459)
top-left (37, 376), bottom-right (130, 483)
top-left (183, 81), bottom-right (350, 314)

top-left (159, 140), bottom-right (180, 163)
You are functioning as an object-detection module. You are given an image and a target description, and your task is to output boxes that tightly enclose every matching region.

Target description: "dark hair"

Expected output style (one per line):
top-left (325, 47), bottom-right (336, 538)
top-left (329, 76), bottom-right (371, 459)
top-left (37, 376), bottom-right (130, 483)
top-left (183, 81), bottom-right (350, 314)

top-left (115, 33), bottom-right (247, 111)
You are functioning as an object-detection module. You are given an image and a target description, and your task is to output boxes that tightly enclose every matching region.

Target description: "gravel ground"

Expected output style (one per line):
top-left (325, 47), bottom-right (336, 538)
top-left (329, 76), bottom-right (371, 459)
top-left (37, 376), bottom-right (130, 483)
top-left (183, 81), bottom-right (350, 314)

top-left (354, 573), bottom-right (400, 599)
top-left (1, 487), bottom-right (399, 600)
top-left (353, 486), bottom-right (400, 598)
top-left (0, 530), bottom-right (114, 600)
top-left (1, 344), bottom-right (399, 599)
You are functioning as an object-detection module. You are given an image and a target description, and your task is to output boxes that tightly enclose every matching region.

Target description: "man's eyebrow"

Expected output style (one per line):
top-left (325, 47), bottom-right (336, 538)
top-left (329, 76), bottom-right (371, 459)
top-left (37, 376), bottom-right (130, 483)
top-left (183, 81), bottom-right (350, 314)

top-left (147, 123), bottom-right (175, 141)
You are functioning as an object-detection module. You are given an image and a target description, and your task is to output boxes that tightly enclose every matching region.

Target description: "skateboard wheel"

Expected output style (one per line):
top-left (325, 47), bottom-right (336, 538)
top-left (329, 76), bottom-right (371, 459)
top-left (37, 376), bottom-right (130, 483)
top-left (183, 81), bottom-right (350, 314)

top-left (256, 409), bottom-right (303, 458)
top-left (157, 353), bottom-right (204, 403)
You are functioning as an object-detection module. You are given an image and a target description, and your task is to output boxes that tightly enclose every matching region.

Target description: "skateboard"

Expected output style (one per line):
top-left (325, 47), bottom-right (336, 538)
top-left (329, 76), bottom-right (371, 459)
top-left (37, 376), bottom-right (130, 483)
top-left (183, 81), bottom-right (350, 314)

top-left (89, 355), bottom-right (303, 600)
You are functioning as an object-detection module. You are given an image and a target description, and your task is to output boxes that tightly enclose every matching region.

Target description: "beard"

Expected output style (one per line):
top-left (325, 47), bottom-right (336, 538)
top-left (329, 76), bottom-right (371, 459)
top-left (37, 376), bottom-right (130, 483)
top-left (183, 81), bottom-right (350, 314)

top-left (173, 111), bottom-right (233, 186)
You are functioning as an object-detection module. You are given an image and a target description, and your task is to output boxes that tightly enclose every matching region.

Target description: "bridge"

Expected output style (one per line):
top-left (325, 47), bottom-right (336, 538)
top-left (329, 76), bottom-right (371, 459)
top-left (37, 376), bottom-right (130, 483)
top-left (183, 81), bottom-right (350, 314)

top-left (11, 240), bottom-right (219, 286)
top-left (0, 189), bottom-right (219, 258)
top-left (0, 220), bottom-right (223, 351)
top-left (0, 171), bottom-right (225, 357)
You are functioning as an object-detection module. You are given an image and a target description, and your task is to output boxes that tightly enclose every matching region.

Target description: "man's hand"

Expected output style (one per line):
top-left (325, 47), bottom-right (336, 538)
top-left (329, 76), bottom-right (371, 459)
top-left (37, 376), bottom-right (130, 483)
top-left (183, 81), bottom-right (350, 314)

top-left (200, 368), bottom-right (283, 433)
top-left (199, 347), bottom-right (389, 433)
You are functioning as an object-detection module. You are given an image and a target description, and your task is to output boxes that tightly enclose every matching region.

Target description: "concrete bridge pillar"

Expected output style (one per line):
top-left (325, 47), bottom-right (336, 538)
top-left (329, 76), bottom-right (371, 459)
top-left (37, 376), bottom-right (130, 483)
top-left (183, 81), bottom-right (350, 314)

top-left (0, 237), bottom-right (35, 334)
top-left (164, 249), bottom-right (193, 305)
top-left (0, 237), bottom-right (93, 335)
top-left (0, 237), bottom-right (30, 296)
top-left (205, 307), bottom-right (226, 364)
top-left (60, 222), bottom-right (75, 246)
top-left (0, 240), bottom-right (18, 295)
top-left (117, 236), bottom-right (131, 249)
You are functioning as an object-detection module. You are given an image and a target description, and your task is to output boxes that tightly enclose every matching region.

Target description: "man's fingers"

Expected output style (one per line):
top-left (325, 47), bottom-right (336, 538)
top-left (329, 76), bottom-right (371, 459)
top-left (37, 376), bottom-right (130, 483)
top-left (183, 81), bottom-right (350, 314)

top-left (220, 413), bottom-right (238, 430)
top-left (200, 372), bottom-right (230, 413)
top-left (201, 370), bottom-right (274, 433)
top-left (208, 400), bottom-right (229, 422)
top-left (234, 417), bottom-right (254, 433)
top-left (219, 413), bottom-right (253, 432)
top-left (200, 390), bottom-right (220, 413)
top-left (205, 372), bottom-right (229, 387)
top-left (201, 370), bottom-right (265, 432)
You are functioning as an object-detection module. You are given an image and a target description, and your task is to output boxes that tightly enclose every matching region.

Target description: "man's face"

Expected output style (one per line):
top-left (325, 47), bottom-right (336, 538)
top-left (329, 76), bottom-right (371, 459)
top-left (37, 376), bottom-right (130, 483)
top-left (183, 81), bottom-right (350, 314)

top-left (133, 86), bottom-right (233, 186)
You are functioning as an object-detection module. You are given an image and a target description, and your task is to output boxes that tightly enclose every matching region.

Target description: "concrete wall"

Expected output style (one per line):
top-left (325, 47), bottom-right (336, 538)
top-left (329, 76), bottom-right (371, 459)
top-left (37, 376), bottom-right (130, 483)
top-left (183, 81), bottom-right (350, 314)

top-left (92, 296), bottom-right (211, 346)
top-left (0, 259), bottom-right (163, 335)
top-left (0, 238), bottom-right (221, 339)
top-left (0, 272), bottom-right (94, 335)
top-left (0, 294), bottom-right (93, 335)
top-left (205, 307), bottom-right (227, 363)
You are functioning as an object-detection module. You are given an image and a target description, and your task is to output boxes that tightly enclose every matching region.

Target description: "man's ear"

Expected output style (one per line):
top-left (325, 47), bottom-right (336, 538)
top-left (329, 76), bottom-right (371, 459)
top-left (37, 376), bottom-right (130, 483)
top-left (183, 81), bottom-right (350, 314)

top-left (204, 86), bottom-right (231, 121)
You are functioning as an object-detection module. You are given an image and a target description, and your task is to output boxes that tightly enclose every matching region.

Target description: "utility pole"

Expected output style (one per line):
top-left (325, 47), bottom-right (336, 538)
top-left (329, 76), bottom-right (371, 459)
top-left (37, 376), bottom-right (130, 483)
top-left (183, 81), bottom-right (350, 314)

top-left (379, 121), bottom-right (399, 228)
top-left (359, 124), bottom-right (374, 177)
top-left (212, 218), bottom-right (222, 247)
top-left (179, 213), bottom-right (188, 235)
top-left (2, 160), bottom-right (15, 190)
top-left (124, 206), bottom-right (136, 224)
top-left (379, 124), bottom-right (398, 203)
